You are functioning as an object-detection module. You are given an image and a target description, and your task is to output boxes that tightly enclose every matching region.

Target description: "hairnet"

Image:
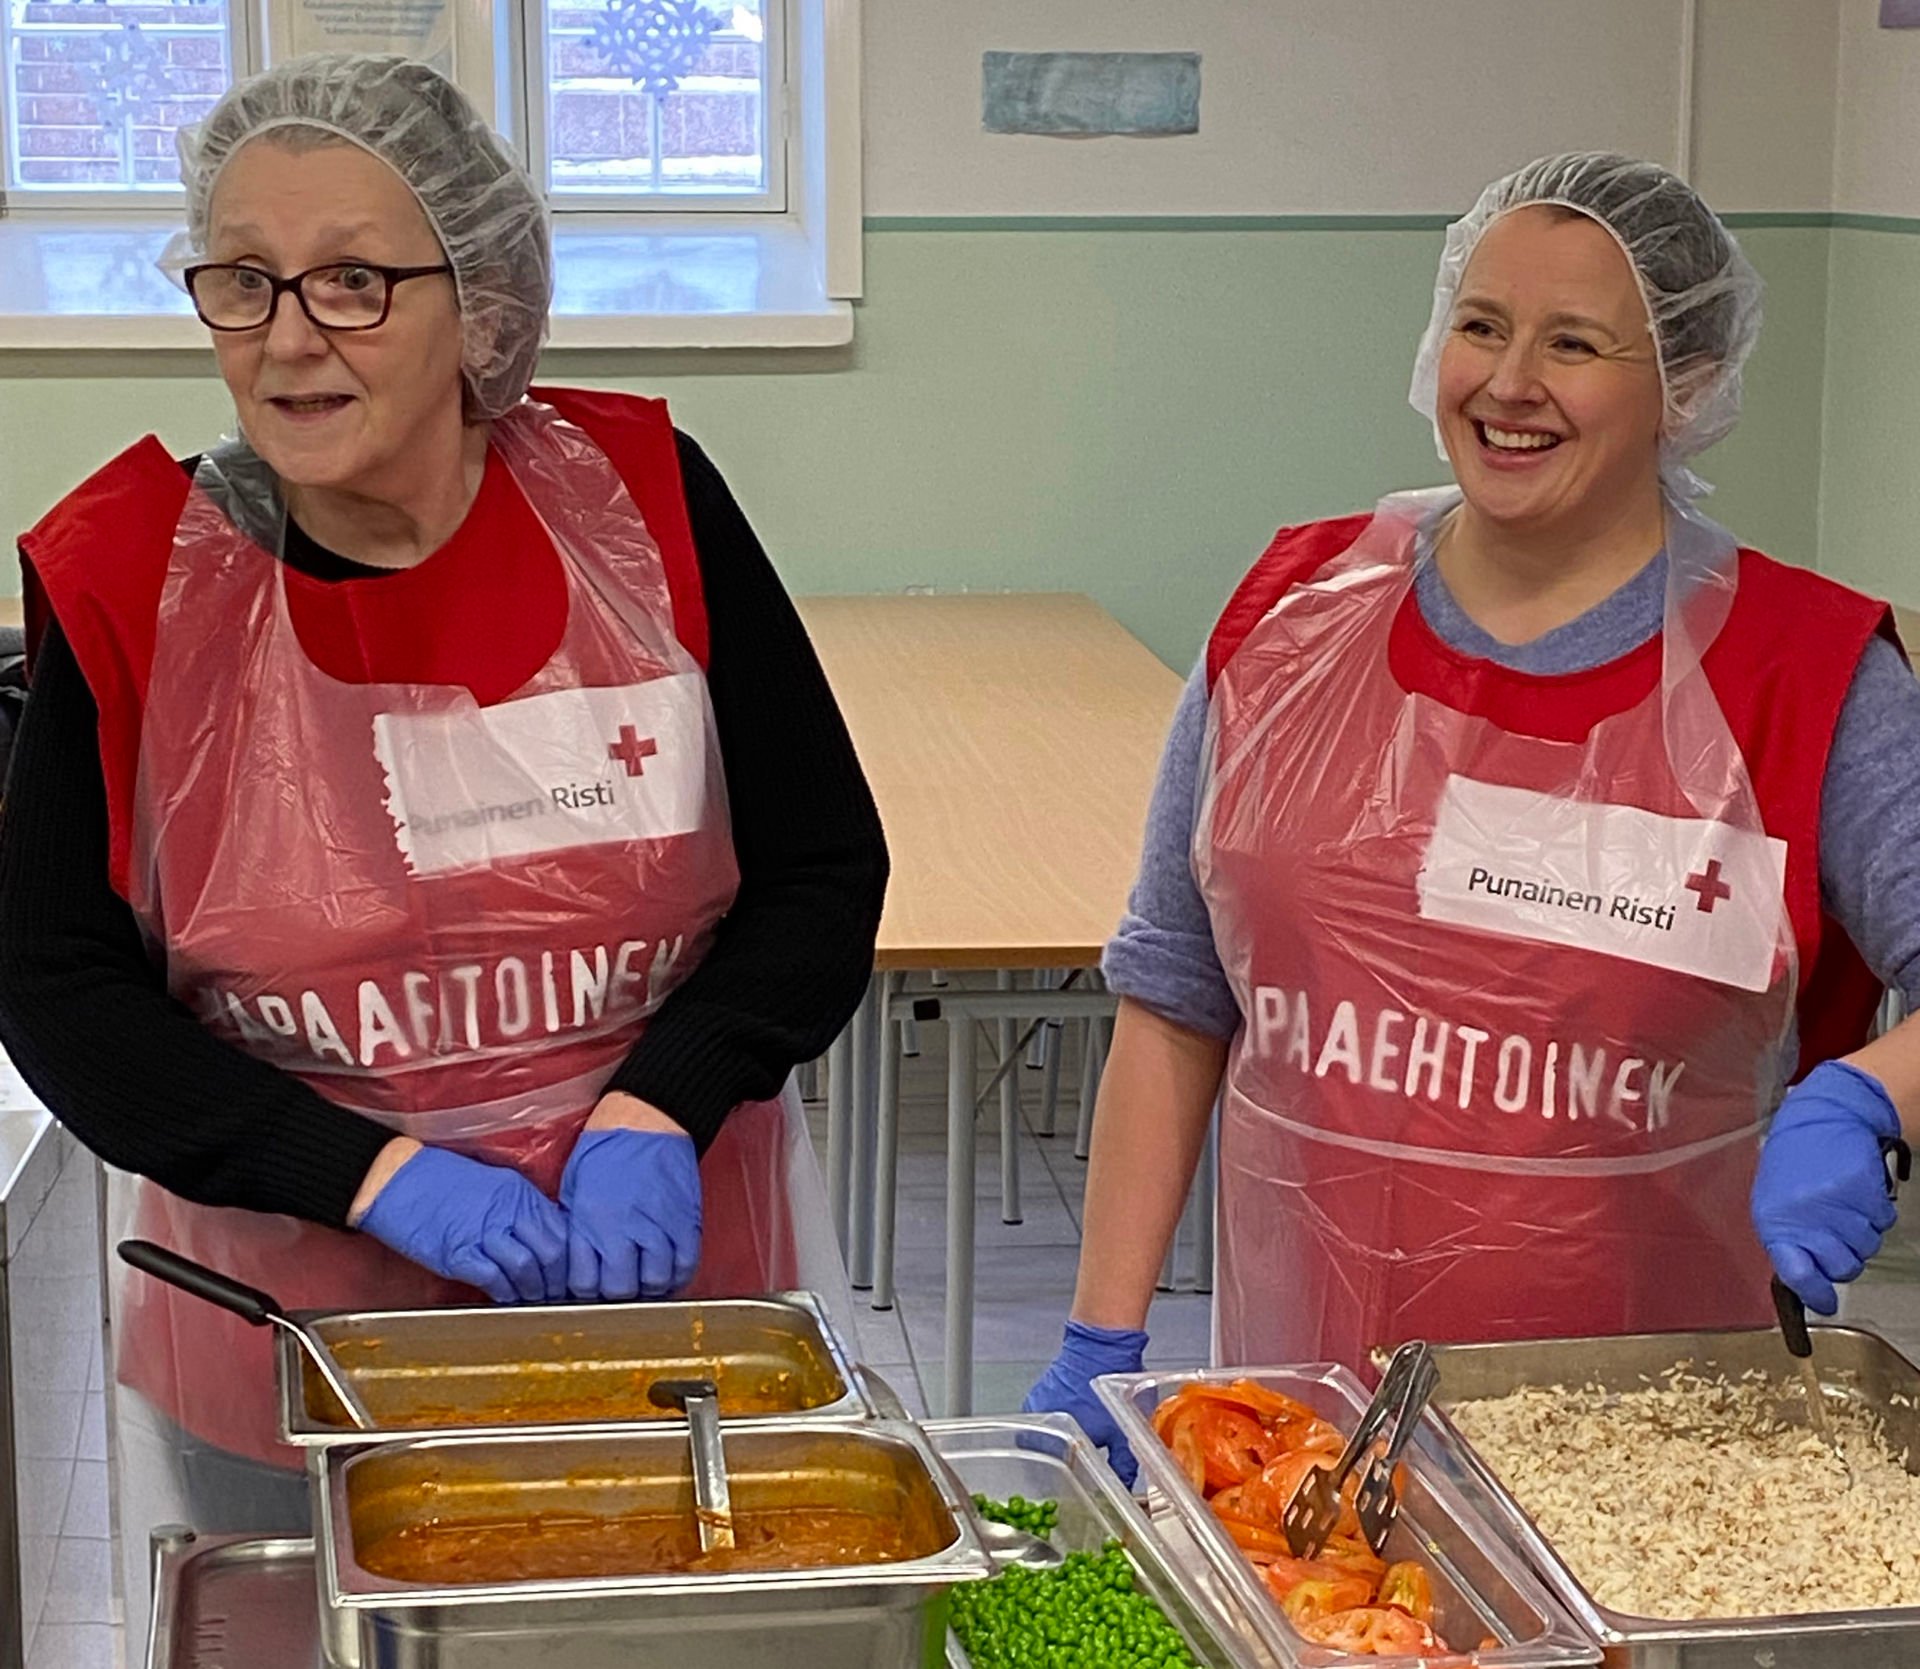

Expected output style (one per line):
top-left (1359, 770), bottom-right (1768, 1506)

top-left (162, 53), bottom-right (551, 420)
top-left (1408, 153), bottom-right (1762, 495)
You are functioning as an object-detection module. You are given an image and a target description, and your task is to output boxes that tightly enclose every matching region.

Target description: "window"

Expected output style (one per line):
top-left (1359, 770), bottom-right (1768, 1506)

top-left (0, 0), bottom-right (858, 347)
top-left (5, 0), bottom-right (783, 210)
top-left (4, 0), bottom-right (238, 198)
top-left (535, 0), bottom-right (781, 208)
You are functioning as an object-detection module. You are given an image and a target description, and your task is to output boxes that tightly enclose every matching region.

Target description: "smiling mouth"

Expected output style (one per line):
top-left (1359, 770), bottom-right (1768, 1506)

top-left (1475, 420), bottom-right (1563, 454)
top-left (267, 394), bottom-right (353, 417)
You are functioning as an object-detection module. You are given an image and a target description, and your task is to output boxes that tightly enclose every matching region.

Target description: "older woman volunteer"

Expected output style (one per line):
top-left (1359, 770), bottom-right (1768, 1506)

top-left (0, 53), bottom-right (884, 1550)
top-left (1027, 154), bottom-right (1920, 1478)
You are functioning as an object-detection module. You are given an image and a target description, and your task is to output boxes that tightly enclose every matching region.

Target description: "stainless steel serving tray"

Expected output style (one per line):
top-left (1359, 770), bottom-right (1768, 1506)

top-left (150, 1417), bottom-right (1271, 1669)
top-left (925, 1413), bottom-right (1275, 1669)
top-left (278, 1291), bottom-right (870, 1445)
top-left (320, 1418), bottom-right (992, 1669)
top-left (1098, 1364), bottom-right (1603, 1669)
top-left (147, 1530), bottom-right (326, 1669)
top-left (1423, 1326), bottom-right (1920, 1669)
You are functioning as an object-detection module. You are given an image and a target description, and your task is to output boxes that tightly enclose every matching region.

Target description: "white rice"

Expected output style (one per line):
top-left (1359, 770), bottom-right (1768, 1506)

top-left (1449, 1368), bottom-right (1920, 1620)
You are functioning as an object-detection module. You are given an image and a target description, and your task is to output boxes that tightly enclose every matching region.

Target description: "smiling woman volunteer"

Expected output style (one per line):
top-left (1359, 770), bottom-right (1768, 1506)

top-left (1026, 154), bottom-right (1920, 1478)
top-left (0, 54), bottom-right (884, 1551)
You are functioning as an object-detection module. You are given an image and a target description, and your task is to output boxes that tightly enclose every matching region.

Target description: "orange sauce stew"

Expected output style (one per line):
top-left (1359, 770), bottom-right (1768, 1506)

top-left (359, 1506), bottom-right (913, 1585)
top-left (400, 1369), bottom-right (805, 1428)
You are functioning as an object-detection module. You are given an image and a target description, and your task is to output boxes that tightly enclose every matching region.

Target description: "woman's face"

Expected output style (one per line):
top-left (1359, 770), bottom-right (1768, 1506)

top-left (205, 139), bottom-right (466, 496)
top-left (1435, 205), bottom-right (1668, 538)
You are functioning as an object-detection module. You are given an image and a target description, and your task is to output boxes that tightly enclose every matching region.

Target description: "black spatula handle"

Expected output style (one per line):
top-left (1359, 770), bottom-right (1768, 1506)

top-left (1770, 1275), bottom-right (1813, 1360)
top-left (118, 1239), bottom-right (283, 1328)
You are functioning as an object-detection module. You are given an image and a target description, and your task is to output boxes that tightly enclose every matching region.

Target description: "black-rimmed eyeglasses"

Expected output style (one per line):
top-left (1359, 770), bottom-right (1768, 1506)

top-left (183, 262), bottom-right (453, 332)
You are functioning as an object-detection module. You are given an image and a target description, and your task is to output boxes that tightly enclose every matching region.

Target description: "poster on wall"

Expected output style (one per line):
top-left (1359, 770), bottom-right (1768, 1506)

top-left (261, 0), bottom-right (502, 123)
top-left (270, 0), bottom-right (454, 62)
top-left (1880, 0), bottom-right (1920, 28)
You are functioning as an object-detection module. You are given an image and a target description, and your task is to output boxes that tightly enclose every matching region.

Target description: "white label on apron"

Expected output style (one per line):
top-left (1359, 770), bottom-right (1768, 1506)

top-left (1418, 775), bottom-right (1788, 992)
top-left (374, 675), bottom-right (710, 876)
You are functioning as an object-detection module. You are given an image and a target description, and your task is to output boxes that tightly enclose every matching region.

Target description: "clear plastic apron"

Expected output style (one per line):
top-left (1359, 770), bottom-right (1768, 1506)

top-left (1196, 488), bottom-right (1796, 1370)
top-left (107, 399), bottom-right (846, 1627)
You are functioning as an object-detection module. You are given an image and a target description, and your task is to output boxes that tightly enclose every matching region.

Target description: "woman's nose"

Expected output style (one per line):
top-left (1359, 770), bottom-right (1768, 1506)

top-left (261, 290), bottom-right (329, 360)
top-left (1484, 338), bottom-right (1546, 405)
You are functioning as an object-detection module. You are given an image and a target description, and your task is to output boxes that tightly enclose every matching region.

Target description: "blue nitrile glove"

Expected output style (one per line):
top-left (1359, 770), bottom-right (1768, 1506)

top-left (1022, 1320), bottom-right (1149, 1486)
top-left (1753, 1060), bottom-right (1903, 1316)
top-left (358, 1146), bottom-right (568, 1304)
top-left (559, 1129), bottom-right (703, 1301)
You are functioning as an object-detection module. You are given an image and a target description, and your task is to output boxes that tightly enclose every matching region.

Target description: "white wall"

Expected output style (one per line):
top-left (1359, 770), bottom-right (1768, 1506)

top-left (864, 0), bottom-right (1841, 218)
top-left (1832, 0), bottom-right (1920, 217)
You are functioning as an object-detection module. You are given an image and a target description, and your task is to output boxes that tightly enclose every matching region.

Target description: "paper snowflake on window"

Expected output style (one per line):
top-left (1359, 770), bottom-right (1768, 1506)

top-left (80, 22), bottom-right (173, 121)
top-left (590, 0), bottom-right (721, 96)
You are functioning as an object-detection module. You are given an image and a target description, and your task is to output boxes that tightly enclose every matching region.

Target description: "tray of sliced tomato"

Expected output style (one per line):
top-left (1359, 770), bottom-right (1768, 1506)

top-left (1095, 1366), bottom-right (1600, 1668)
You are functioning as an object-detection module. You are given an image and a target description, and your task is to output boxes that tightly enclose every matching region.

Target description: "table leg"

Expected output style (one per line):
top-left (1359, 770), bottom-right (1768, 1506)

top-left (850, 973), bottom-right (881, 1290)
top-left (871, 973), bottom-right (904, 1312)
top-left (944, 1013), bottom-right (979, 1416)
top-left (826, 1021), bottom-right (854, 1255)
top-left (997, 970), bottom-right (1021, 1226)
top-left (1038, 971), bottom-right (1064, 1138)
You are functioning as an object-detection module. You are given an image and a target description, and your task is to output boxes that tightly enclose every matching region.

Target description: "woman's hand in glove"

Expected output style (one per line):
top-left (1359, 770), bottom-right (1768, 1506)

top-left (353, 1140), bottom-right (569, 1303)
top-left (1022, 1319), bottom-right (1149, 1486)
top-left (1753, 1060), bottom-right (1902, 1315)
top-left (559, 1093), bottom-right (703, 1301)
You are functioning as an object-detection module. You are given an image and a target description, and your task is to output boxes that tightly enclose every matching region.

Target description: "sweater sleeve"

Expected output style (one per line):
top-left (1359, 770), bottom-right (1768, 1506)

top-left (1817, 633), bottom-right (1920, 1009)
top-left (601, 433), bottom-right (889, 1145)
top-left (0, 617), bottom-right (394, 1225)
top-left (1099, 659), bottom-right (1240, 1039)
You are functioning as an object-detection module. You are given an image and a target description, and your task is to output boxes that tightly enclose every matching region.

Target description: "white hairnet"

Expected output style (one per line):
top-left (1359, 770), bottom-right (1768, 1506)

top-left (162, 54), bottom-right (551, 420)
top-left (1409, 153), bottom-right (1762, 495)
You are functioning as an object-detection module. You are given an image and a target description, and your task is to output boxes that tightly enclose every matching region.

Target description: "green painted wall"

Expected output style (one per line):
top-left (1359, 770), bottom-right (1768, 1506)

top-left (1819, 227), bottom-right (1920, 611)
top-left (0, 222), bottom-right (1834, 670)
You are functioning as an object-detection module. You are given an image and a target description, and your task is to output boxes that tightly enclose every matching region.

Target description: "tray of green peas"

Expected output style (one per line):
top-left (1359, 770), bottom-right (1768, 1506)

top-left (926, 1414), bottom-right (1274, 1669)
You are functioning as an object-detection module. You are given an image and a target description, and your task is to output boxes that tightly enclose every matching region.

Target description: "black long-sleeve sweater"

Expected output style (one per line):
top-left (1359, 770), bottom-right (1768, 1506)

top-left (0, 432), bottom-right (885, 1227)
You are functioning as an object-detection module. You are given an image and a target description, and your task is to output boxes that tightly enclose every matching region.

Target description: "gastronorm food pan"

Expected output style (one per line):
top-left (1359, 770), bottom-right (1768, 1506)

top-left (151, 1417), bottom-right (1268, 1669)
top-left (925, 1413), bottom-right (1273, 1668)
top-left (1423, 1327), bottom-right (1920, 1669)
top-left (279, 1292), bottom-right (869, 1446)
top-left (1098, 1364), bottom-right (1602, 1669)
top-left (319, 1419), bottom-right (993, 1669)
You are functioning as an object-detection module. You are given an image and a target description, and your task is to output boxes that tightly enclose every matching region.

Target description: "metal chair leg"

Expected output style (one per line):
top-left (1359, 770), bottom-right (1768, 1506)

top-left (871, 973), bottom-right (904, 1311)
top-left (998, 970), bottom-right (1021, 1225)
top-left (849, 973), bottom-right (881, 1290)
top-left (944, 1013), bottom-right (979, 1416)
top-left (826, 1022), bottom-right (854, 1254)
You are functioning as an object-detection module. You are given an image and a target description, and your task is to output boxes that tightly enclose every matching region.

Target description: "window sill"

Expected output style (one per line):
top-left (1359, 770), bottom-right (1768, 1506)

top-left (0, 213), bottom-right (852, 351)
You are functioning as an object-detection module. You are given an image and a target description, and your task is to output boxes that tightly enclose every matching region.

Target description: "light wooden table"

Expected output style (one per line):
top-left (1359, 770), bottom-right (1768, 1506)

top-left (796, 594), bottom-right (1183, 1412)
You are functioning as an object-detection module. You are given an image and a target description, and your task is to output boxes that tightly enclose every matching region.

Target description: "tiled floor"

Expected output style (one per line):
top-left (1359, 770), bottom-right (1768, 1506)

top-left (12, 1154), bottom-right (118, 1669)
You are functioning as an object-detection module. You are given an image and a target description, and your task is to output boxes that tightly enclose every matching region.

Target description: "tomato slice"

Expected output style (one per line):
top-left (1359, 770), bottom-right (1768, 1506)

top-left (1379, 1560), bottom-right (1436, 1625)
top-left (1221, 1515), bottom-right (1293, 1557)
top-left (1196, 1403), bottom-right (1277, 1490)
top-left (1280, 1574), bottom-right (1379, 1626)
top-left (1299, 1606), bottom-right (1443, 1654)
top-left (1168, 1414), bottom-right (1207, 1494)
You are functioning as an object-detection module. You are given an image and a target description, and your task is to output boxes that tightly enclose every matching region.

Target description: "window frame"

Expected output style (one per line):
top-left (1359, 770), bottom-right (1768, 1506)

top-left (5, 0), bottom-right (788, 216)
top-left (1, 0), bottom-right (253, 209)
top-left (0, 0), bottom-right (859, 347)
top-left (525, 0), bottom-right (787, 215)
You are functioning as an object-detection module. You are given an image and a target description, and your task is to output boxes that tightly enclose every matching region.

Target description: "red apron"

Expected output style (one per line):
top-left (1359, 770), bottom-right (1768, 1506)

top-left (1196, 489), bottom-right (1887, 1370)
top-left (31, 395), bottom-right (822, 1468)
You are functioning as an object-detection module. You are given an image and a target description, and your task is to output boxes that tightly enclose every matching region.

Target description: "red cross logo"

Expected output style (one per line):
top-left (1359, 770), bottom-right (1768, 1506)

top-left (607, 725), bottom-right (658, 778)
top-left (1684, 858), bottom-right (1733, 914)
